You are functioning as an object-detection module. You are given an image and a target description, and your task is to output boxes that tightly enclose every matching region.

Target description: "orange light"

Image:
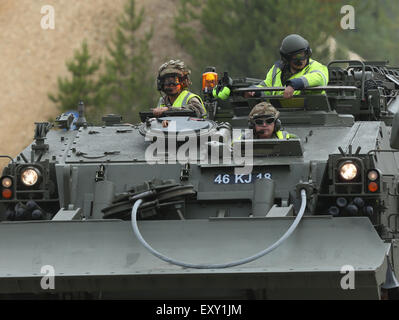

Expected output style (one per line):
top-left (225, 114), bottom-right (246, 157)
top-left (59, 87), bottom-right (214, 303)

top-left (368, 182), bottom-right (379, 193)
top-left (2, 189), bottom-right (12, 199)
top-left (202, 72), bottom-right (218, 91)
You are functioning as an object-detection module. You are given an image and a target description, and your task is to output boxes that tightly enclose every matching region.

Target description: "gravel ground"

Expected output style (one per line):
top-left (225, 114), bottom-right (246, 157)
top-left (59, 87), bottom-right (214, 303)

top-left (0, 0), bottom-right (190, 169)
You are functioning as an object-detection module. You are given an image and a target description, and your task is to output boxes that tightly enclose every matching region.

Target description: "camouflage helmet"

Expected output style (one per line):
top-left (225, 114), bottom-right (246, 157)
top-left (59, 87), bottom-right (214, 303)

top-left (249, 102), bottom-right (280, 120)
top-left (158, 59), bottom-right (191, 79)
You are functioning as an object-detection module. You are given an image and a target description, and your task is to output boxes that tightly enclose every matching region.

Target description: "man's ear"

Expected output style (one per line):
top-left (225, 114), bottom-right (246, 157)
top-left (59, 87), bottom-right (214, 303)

top-left (248, 120), bottom-right (254, 129)
top-left (274, 119), bottom-right (281, 132)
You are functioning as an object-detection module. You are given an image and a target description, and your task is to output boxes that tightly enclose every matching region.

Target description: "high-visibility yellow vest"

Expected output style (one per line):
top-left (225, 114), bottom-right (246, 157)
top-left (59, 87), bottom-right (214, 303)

top-left (157, 90), bottom-right (207, 116)
top-left (275, 130), bottom-right (297, 139)
top-left (259, 59), bottom-right (329, 95)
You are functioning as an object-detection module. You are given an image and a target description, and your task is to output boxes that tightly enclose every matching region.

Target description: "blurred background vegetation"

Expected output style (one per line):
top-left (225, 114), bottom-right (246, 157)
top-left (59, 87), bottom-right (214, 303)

top-left (49, 0), bottom-right (155, 124)
top-left (49, 0), bottom-right (399, 123)
top-left (335, 0), bottom-right (399, 65)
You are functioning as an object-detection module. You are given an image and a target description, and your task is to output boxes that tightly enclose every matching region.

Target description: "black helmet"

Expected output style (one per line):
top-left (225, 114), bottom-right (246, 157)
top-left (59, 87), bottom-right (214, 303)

top-left (280, 34), bottom-right (312, 62)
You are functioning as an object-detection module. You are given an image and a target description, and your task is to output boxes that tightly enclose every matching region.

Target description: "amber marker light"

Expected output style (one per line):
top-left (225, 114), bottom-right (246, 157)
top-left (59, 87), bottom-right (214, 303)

top-left (367, 170), bottom-right (379, 181)
top-left (1, 177), bottom-right (12, 188)
top-left (368, 182), bottom-right (379, 193)
top-left (202, 72), bottom-right (218, 91)
top-left (2, 189), bottom-right (12, 199)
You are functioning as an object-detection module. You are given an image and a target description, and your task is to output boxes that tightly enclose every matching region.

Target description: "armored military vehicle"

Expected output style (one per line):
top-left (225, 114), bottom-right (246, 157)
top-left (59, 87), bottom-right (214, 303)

top-left (1, 60), bottom-right (399, 299)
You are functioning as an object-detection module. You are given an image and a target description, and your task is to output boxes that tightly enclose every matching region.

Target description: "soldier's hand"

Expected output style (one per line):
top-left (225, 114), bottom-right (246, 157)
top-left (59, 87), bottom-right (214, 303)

top-left (152, 107), bottom-right (169, 117)
top-left (213, 86), bottom-right (230, 101)
top-left (283, 86), bottom-right (295, 99)
top-left (244, 91), bottom-right (256, 98)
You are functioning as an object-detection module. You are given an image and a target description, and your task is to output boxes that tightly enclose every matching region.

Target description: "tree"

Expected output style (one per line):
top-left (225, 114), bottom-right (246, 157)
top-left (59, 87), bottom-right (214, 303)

top-left (48, 40), bottom-right (102, 118)
top-left (175, 0), bottom-right (345, 88)
top-left (100, 0), bottom-right (155, 123)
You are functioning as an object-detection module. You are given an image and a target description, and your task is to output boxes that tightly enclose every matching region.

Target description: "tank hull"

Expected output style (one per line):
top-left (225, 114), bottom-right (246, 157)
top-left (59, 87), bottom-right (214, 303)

top-left (0, 217), bottom-right (388, 299)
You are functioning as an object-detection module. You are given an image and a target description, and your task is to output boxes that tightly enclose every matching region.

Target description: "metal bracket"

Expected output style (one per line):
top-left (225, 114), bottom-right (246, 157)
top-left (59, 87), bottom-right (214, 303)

top-left (296, 181), bottom-right (317, 200)
top-left (95, 165), bottom-right (105, 182)
top-left (180, 163), bottom-right (190, 181)
top-left (32, 122), bottom-right (52, 152)
top-left (388, 213), bottom-right (399, 234)
top-left (52, 207), bottom-right (82, 221)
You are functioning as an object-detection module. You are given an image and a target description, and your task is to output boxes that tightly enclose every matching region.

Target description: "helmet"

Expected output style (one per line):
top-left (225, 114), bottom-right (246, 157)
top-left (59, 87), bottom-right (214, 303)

top-left (158, 59), bottom-right (190, 78)
top-left (249, 102), bottom-right (281, 133)
top-left (249, 102), bottom-right (280, 120)
top-left (279, 34), bottom-right (312, 63)
top-left (157, 59), bottom-right (191, 91)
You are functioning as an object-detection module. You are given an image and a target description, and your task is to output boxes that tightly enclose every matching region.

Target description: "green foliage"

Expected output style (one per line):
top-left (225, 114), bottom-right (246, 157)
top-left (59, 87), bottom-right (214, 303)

top-left (175, 0), bottom-right (343, 86)
top-left (48, 40), bottom-right (102, 116)
top-left (99, 0), bottom-right (155, 124)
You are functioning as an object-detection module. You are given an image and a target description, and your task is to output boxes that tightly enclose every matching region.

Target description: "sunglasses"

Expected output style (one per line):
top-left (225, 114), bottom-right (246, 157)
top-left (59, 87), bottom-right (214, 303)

top-left (164, 81), bottom-right (180, 87)
top-left (289, 52), bottom-right (308, 61)
top-left (163, 76), bottom-right (181, 87)
top-left (254, 118), bottom-right (275, 125)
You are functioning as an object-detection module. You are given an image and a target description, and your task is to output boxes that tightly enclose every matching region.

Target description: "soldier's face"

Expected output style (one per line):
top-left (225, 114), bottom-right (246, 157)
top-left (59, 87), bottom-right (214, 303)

top-left (254, 117), bottom-right (275, 139)
top-left (290, 52), bottom-right (307, 71)
top-left (163, 76), bottom-right (182, 95)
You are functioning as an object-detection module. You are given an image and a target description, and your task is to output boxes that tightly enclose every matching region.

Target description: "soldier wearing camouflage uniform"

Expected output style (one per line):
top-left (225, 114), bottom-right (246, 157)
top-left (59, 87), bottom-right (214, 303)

top-left (153, 60), bottom-right (207, 118)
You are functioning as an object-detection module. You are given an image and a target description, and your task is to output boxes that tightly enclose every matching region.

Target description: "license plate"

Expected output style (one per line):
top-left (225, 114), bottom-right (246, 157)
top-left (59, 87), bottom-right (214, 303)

top-left (214, 173), bottom-right (272, 184)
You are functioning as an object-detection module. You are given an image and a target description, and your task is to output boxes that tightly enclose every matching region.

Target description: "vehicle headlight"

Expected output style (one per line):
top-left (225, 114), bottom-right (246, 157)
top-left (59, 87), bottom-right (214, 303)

top-left (339, 162), bottom-right (358, 181)
top-left (21, 168), bottom-right (40, 186)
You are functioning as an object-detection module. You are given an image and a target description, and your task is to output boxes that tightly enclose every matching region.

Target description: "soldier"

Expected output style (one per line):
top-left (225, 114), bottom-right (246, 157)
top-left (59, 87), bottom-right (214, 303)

top-left (254, 34), bottom-right (329, 99)
top-left (215, 34), bottom-right (329, 100)
top-left (153, 60), bottom-right (207, 118)
top-left (247, 102), bottom-right (297, 139)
